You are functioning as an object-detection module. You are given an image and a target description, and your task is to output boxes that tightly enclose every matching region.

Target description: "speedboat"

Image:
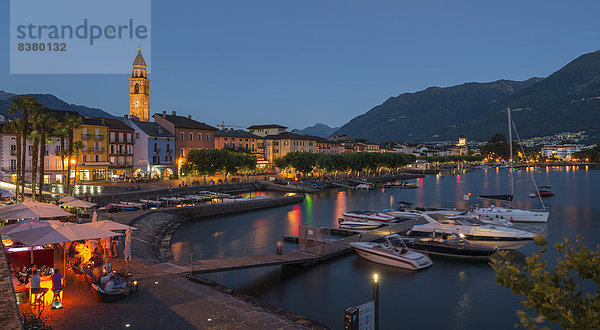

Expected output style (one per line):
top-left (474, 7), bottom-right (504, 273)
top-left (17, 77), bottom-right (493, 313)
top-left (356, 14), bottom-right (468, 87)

top-left (469, 205), bottom-right (549, 223)
top-left (383, 181), bottom-right (418, 189)
top-left (528, 186), bottom-right (554, 198)
top-left (350, 235), bottom-right (433, 270)
top-left (342, 211), bottom-right (396, 222)
top-left (337, 218), bottom-right (382, 230)
top-left (139, 199), bottom-right (164, 207)
top-left (355, 183), bottom-right (373, 190)
top-left (408, 213), bottom-right (534, 250)
top-left (389, 234), bottom-right (497, 260)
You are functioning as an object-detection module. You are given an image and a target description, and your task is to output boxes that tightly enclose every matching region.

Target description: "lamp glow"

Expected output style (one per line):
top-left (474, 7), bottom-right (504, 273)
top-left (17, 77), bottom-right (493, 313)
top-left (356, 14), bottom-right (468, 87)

top-left (373, 273), bottom-right (378, 283)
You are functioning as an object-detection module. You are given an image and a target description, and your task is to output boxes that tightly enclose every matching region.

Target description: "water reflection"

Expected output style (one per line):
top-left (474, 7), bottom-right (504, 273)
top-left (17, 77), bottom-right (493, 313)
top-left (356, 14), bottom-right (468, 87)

top-left (170, 167), bottom-right (600, 329)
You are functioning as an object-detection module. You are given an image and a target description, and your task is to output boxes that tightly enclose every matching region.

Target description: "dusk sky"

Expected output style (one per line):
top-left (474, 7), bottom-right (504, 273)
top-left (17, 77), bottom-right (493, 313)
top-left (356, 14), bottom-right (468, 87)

top-left (2, 0), bottom-right (600, 129)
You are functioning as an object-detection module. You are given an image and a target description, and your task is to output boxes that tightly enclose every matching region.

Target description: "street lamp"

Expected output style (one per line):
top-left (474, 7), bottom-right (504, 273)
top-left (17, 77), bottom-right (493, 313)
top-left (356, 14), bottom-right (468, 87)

top-left (70, 158), bottom-right (77, 195)
top-left (373, 273), bottom-right (379, 330)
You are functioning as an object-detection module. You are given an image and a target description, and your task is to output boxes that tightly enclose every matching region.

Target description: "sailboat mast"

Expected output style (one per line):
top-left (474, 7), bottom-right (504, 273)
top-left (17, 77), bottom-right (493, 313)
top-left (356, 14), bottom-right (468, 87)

top-left (507, 108), bottom-right (514, 202)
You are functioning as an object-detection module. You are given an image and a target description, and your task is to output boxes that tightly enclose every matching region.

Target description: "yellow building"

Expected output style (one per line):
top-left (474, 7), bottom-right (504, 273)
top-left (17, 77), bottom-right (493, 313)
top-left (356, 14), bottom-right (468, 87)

top-left (365, 143), bottom-right (380, 152)
top-left (263, 132), bottom-right (317, 162)
top-left (248, 124), bottom-right (287, 137)
top-left (72, 118), bottom-right (110, 181)
top-left (129, 47), bottom-right (150, 122)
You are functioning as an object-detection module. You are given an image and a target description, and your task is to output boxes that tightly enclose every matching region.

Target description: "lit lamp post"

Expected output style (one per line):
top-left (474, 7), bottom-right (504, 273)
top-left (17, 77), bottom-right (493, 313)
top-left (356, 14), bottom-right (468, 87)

top-left (373, 273), bottom-right (379, 330)
top-left (70, 158), bottom-right (77, 196)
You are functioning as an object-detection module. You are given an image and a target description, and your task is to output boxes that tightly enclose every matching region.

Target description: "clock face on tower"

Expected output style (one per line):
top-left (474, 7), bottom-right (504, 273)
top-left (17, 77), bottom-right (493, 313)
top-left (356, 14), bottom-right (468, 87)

top-left (134, 100), bottom-right (140, 107)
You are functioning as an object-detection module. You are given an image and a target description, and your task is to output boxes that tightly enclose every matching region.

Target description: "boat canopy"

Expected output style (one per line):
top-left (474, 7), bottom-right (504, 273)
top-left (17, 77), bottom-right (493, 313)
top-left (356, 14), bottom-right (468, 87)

top-left (477, 194), bottom-right (513, 202)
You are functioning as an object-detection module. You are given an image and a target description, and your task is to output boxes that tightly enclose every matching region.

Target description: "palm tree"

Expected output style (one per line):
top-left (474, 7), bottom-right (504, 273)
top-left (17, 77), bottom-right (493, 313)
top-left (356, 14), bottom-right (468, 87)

top-left (3, 120), bottom-right (21, 202)
top-left (8, 96), bottom-right (27, 200)
top-left (27, 129), bottom-right (41, 201)
top-left (55, 126), bottom-right (69, 190)
top-left (63, 115), bottom-right (82, 194)
top-left (36, 113), bottom-right (58, 201)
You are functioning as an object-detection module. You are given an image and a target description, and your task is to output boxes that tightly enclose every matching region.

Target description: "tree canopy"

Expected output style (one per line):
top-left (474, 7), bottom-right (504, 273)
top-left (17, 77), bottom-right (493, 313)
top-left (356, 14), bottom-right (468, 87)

top-left (491, 235), bottom-right (600, 328)
top-left (273, 152), bottom-right (416, 176)
top-left (180, 149), bottom-right (256, 180)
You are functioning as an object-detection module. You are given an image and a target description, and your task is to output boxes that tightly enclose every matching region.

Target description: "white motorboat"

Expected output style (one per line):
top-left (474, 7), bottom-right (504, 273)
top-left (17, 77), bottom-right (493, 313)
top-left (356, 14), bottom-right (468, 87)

top-left (469, 205), bottom-right (549, 223)
top-left (337, 218), bottom-right (382, 230)
top-left (408, 213), bottom-right (534, 250)
top-left (355, 183), bottom-right (373, 190)
top-left (350, 235), bottom-right (433, 270)
top-left (342, 211), bottom-right (396, 223)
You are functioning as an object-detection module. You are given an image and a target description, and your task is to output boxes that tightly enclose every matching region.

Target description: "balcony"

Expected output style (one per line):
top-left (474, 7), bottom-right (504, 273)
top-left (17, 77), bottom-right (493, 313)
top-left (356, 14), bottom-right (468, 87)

top-left (79, 161), bottom-right (111, 166)
top-left (82, 134), bottom-right (105, 140)
top-left (166, 150), bottom-right (172, 155)
top-left (153, 149), bottom-right (161, 154)
top-left (10, 150), bottom-right (16, 156)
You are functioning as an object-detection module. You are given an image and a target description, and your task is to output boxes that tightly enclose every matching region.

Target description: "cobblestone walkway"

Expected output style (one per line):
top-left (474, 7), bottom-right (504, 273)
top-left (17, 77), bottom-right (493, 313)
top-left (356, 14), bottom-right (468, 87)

top-left (21, 258), bottom-right (306, 329)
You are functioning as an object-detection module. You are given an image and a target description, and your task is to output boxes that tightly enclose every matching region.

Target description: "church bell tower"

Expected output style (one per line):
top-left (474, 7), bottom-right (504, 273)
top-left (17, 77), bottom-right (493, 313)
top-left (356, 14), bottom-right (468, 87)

top-left (129, 46), bottom-right (150, 121)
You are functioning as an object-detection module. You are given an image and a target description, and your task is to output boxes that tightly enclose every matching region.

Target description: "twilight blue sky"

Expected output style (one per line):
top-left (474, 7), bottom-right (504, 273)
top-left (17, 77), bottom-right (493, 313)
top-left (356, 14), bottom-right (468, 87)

top-left (2, 0), bottom-right (600, 129)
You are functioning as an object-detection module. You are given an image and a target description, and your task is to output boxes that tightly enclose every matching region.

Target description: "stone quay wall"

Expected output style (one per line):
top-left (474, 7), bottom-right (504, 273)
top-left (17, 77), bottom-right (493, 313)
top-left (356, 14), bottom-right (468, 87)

top-left (0, 245), bottom-right (23, 330)
top-left (121, 195), bottom-right (305, 261)
top-left (90, 181), bottom-right (263, 204)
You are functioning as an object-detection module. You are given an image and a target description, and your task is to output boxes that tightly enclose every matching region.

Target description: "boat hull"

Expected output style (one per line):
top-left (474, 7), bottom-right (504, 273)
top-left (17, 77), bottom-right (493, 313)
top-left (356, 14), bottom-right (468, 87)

top-left (401, 240), bottom-right (496, 260)
top-left (470, 208), bottom-right (549, 223)
top-left (338, 222), bottom-right (381, 230)
top-left (350, 243), bottom-right (432, 270)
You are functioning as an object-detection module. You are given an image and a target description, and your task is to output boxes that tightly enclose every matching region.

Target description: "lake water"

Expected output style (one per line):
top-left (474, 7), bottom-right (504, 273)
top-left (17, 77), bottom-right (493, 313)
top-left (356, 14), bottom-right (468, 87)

top-left (171, 166), bottom-right (600, 329)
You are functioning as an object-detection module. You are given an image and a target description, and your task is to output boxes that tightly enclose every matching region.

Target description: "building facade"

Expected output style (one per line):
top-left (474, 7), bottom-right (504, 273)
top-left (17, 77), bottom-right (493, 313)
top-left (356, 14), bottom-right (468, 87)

top-left (541, 144), bottom-right (582, 160)
top-left (72, 118), bottom-right (110, 181)
top-left (153, 111), bottom-right (217, 160)
top-left (101, 118), bottom-right (135, 179)
top-left (215, 129), bottom-right (260, 152)
top-left (315, 137), bottom-right (342, 154)
top-left (248, 124), bottom-right (287, 138)
top-left (124, 116), bottom-right (176, 179)
top-left (129, 47), bottom-right (150, 122)
top-left (263, 132), bottom-right (317, 162)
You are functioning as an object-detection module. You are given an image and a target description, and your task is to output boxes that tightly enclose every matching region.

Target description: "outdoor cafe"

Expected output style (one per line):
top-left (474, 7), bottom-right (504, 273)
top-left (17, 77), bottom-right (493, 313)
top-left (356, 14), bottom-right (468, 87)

top-left (0, 200), bottom-right (137, 310)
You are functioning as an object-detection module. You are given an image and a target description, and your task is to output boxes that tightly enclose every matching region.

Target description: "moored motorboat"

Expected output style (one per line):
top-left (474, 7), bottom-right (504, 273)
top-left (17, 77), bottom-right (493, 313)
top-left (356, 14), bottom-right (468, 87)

top-left (337, 218), bottom-right (382, 230)
top-left (528, 186), bottom-right (554, 198)
top-left (408, 213), bottom-right (535, 250)
top-left (389, 234), bottom-right (497, 260)
top-left (350, 235), bottom-right (433, 270)
top-left (469, 204), bottom-right (549, 223)
top-left (342, 211), bottom-right (396, 222)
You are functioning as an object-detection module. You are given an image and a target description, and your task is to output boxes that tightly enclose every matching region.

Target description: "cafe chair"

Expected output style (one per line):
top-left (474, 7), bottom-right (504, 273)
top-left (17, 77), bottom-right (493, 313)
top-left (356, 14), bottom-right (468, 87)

top-left (30, 288), bottom-right (48, 309)
top-left (51, 289), bottom-right (63, 309)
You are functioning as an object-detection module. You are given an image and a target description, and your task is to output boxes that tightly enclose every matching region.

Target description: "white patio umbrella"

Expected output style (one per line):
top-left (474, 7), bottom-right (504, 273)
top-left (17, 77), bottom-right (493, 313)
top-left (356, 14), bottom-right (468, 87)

top-left (91, 211), bottom-right (98, 222)
top-left (0, 201), bottom-right (72, 221)
top-left (0, 219), bottom-right (61, 235)
top-left (61, 199), bottom-right (97, 208)
top-left (58, 196), bottom-right (77, 204)
top-left (6, 222), bottom-right (122, 246)
top-left (83, 220), bottom-right (135, 232)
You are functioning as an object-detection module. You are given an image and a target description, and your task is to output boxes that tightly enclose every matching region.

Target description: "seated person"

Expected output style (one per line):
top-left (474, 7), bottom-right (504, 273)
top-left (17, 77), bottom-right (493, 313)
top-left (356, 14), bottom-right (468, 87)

top-left (100, 273), bottom-right (113, 286)
top-left (92, 266), bottom-right (103, 280)
top-left (51, 269), bottom-right (64, 292)
top-left (112, 274), bottom-right (126, 288)
top-left (102, 258), bottom-right (112, 273)
top-left (103, 276), bottom-right (129, 294)
top-left (29, 270), bottom-right (48, 295)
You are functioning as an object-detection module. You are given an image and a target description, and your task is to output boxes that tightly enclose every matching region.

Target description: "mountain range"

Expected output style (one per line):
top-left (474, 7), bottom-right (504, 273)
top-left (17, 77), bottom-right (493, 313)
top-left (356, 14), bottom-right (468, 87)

top-left (333, 50), bottom-right (600, 143)
top-left (294, 123), bottom-right (339, 138)
top-left (0, 91), bottom-right (115, 119)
